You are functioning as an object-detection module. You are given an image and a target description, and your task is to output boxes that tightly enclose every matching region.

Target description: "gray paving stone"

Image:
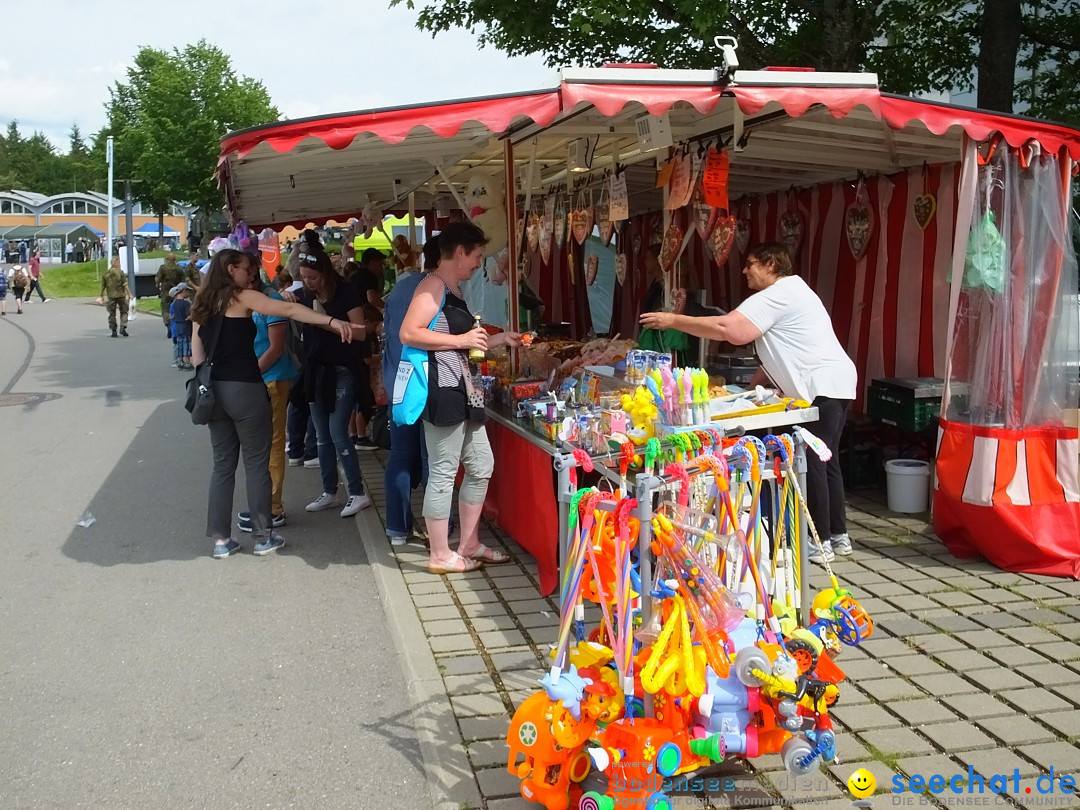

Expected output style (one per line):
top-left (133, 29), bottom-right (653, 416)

top-left (964, 667), bottom-right (1035, 692)
top-left (1055, 605), bottom-right (1080, 621)
top-left (954, 603), bottom-right (1003, 617)
top-left (900, 576), bottom-right (954, 593)
top-left (437, 654), bottom-right (491, 676)
top-left (977, 572), bottom-right (1026, 586)
top-left (1018, 741), bottom-right (1080, 775)
top-left (912, 722), bottom-right (994, 757)
top-left (451, 692), bottom-right (509, 717)
top-left (459, 712), bottom-right (511, 741)
top-left (926, 614), bottom-right (983, 633)
top-left (1048, 580), bottom-right (1080, 597)
top-left (858, 597), bottom-right (900, 617)
top-left (517, 612), bottom-right (558, 629)
top-left (857, 677), bottom-right (926, 702)
top-left (488, 649), bottom-right (544, 672)
top-left (909, 634), bottom-right (966, 654)
top-left (412, 591), bottom-right (456, 607)
top-left (970, 587), bottom-right (1024, 603)
top-left (407, 579), bottom-right (450, 595)
top-left (524, 626), bottom-right (558, 646)
top-left (772, 772), bottom-right (844, 802)
top-left (1048, 683), bottom-right (1080, 707)
top-left (954, 748), bottom-right (1040, 779)
top-left (857, 727), bottom-right (937, 757)
top-left (1034, 640), bottom-right (1080, 662)
top-left (455, 588), bottom-right (502, 604)
top-left (910, 672), bottom-right (981, 696)
top-left (468, 739), bottom-right (511, 769)
top-left (476, 764), bottom-right (524, 798)
top-left (418, 604), bottom-right (464, 622)
top-left (469, 615), bottom-right (518, 633)
top-left (1015, 608), bottom-right (1072, 625)
top-left (424, 617), bottom-right (471, 637)
top-left (987, 645), bottom-right (1048, 667)
top-left (885, 656), bottom-right (948, 677)
top-left (952, 629), bottom-right (1016, 649)
top-left (930, 590), bottom-right (986, 608)
top-left (496, 598), bottom-right (554, 614)
top-left (1012, 584), bottom-right (1064, 600)
top-left (443, 673), bottom-right (499, 695)
top-left (829, 657), bottom-right (892, 680)
top-left (893, 754), bottom-right (959, 781)
top-left (1017, 662), bottom-right (1079, 687)
top-left (940, 692), bottom-right (1015, 719)
top-left (489, 575), bottom-right (537, 592)
top-left (430, 634), bottom-right (479, 653)
top-left (888, 698), bottom-right (959, 726)
top-left (826, 758), bottom-right (897, 788)
top-left (1002, 626), bottom-right (1066, 646)
top-left (886, 594), bottom-right (941, 612)
top-left (861, 637), bottom-right (919, 658)
top-left (497, 670), bottom-right (544, 693)
top-left (976, 715), bottom-right (1058, 746)
top-left (460, 601), bottom-right (512, 619)
top-left (478, 629), bottom-right (527, 648)
top-left (875, 617), bottom-right (938, 638)
top-left (495, 586), bottom-right (544, 602)
top-left (972, 611), bottom-right (1030, 629)
top-left (1039, 710), bottom-right (1080, 738)
top-left (836, 683), bottom-right (873, 705)
top-left (831, 703), bottom-right (903, 731)
top-left (1004, 687), bottom-right (1072, 714)
top-left (864, 581), bottom-right (916, 597)
top-left (933, 650), bottom-right (1001, 672)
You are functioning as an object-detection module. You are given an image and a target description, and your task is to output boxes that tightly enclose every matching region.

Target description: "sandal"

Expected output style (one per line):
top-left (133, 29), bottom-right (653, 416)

top-left (427, 551), bottom-right (483, 575)
top-left (459, 543), bottom-right (511, 565)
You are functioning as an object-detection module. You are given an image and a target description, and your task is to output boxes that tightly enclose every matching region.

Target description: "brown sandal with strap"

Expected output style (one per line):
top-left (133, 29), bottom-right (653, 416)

top-left (428, 551), bottom-right (483, 575)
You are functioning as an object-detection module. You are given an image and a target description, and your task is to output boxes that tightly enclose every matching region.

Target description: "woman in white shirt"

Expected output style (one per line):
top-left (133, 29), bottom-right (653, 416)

top-left (640, 242), bottom-right (857, 563)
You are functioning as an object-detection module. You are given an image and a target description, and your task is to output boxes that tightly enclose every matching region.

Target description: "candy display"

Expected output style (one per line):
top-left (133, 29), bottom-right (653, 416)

top-left (505, 433), bottom-right (874, 810)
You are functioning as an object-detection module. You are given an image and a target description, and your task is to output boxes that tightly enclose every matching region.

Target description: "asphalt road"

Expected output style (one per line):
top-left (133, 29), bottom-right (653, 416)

top-left (0, 299), bottom-right (430, 809)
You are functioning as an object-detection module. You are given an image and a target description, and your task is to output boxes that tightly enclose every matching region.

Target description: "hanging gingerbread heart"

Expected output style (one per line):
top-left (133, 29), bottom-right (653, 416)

top-left (554, 197), bottom-right (567, 248)
top-left (526, 213), bottom-right (541, 254)
top-left (710, 215), bottom-right (737, 267)
top-left (571, 206), bottom-right (594, 246)
top-left (913, 193), bottom-right (936, 229)
top-left (845, 179), bottom-right (875, 259)
top-left (658, 221), bottom-right (684, 273)
top-left (614, 253), bottom-right (627, 285)
top-left (596, 203), bottom-right (615, 247)
top-left (585, 255), bottom-right (599, 286)
top-left (539, 213), bottom-right (553, 265)
top-left (632, 230), bottom-right (642, 257)
top-left (694, 200), bottom-right (718, 241)
top-left (735, 204), bottom-right (751, 253)
top-left (779, 209), bottom-right (803, 255)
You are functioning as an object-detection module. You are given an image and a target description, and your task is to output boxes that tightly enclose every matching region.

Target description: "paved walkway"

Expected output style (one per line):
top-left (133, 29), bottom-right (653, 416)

top-left (353, 453), bottom-right (1080, 810)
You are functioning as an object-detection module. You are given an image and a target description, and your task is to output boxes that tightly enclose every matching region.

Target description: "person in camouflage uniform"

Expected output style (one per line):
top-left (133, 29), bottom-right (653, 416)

top-left (155, 252), bottom-right (185, 338)
top-left (99, 257), bottom-right (131, 337)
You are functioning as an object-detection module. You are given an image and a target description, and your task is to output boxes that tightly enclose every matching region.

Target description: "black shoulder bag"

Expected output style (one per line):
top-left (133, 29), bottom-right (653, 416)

top-left (184, 315), bottom-right (225, 425)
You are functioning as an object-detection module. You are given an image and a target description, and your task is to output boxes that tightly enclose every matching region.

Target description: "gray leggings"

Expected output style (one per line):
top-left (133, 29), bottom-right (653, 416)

top-left (422, 420), bottom-right (494, 520)
top-left (206, 380), bottom-right (272, 539)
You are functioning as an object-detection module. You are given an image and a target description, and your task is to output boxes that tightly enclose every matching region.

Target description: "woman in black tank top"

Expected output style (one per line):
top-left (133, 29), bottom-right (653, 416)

top-left (190, 249), bottom-right (362, 560)
top-left (399, 222), bottom-right (521, 575)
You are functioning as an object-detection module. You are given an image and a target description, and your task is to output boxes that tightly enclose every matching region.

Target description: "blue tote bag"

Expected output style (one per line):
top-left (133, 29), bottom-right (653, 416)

top-left (392, 288), bottom-right (446, 425)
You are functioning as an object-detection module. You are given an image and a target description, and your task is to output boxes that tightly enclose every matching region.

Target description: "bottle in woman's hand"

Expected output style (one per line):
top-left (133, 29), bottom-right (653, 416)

top-left (468, 317), bottom-right (488, 361)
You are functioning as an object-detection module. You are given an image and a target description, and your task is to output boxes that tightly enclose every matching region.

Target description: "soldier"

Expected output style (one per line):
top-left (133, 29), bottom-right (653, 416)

top-left (155, 252), bottom-right (184, 338)
top-left (98, 257), bottom-right (131, 338)
top-left (183, 251), bottom-right (202, 288)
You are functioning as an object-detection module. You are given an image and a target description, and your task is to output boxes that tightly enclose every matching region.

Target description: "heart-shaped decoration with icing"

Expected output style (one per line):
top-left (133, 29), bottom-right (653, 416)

top-left (554, 201), bottom-right (567, 248)
top-left (779, 210), bottom-right (803, 255)
top-left (614, 254), bottom-right (627, 285)
top-left (694, 202), bottom-right (718, 241)
top-left (710, 215), bottom-right (737, 267)
top-left (913, 193), bottom-right (936, 229)
top-left (585, 255), bottom-right (599, 286)
top-left (659, 222), bottom-right (684, 273)
top-left (596, 204), bottom-right (615, 247)
top-left (526, 214), bottom-right (541, 254)
top-left (845, 200), bottom-right (874, 259)
top-left (571, 207), bottom-right (594, 246)
top-left (539, 213), bottom-right (553, 264)
top-left (735, 217), bottom-right (751, 253)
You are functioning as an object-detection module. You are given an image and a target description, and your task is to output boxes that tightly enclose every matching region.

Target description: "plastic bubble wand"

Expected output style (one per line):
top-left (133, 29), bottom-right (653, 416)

top-left (553, 491), bottom-right (603, 675)
top-left (613, 497), bottom-right (639, 695)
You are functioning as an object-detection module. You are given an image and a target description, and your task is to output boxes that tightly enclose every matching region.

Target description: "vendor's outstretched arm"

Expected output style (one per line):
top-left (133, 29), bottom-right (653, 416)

top-left (639, 310), bottom-right (761, 346)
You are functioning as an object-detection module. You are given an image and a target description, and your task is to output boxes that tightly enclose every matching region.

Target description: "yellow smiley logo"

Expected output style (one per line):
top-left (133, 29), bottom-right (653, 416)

top-left (848, 768), bottom-right (877, 798)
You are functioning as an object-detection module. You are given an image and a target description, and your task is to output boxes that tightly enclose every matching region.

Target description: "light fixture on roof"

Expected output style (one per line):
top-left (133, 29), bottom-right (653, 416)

top-left (715, 36), bottom-right (740, 80)
top-left (634, 113), bottom-right (673, 152)
top-left (568, 138), bottom-right (597, 173)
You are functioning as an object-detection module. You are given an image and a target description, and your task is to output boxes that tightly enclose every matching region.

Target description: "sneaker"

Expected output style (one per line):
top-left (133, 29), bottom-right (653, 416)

top-left (253, 533), bottom-right (285, 556)
top-left (237, 512), bottom-right (286, 532)
top-left (831, 533), bottom-right (853, 556)
top-left (341, 494), bottom-right (372, 517)
top-left (42, 298), bottom-right (50, 303)
top-left (212, 538), bottom-right (242, 559)
top-left (306, 491), bottom-right (343, 512)
top-left (389, 534), bottom-right (408, 546)
top-left (172, 360), bottom-right (181, 368)
top-left (288, 457), bottom-right (303, 467)
top-left (302, 458), bottom-right (321, 469)
top-left (809, 541), bottom-right (835, 565)
top-left (354, 437), bottom-right (379, 451)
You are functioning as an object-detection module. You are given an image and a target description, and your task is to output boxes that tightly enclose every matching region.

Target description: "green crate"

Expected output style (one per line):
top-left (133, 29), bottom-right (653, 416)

top-left (867, 381), bottom-right (941, 432)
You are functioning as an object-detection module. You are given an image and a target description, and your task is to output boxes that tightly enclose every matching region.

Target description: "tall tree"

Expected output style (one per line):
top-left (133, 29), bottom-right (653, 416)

top-left (390, 0), bottom-right (1080, 123)
top-left (102, 39), bottom-right (279, 225)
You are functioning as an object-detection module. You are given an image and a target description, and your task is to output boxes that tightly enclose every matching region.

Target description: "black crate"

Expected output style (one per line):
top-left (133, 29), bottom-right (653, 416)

top-left (867, 378), bottom-right (943, 432)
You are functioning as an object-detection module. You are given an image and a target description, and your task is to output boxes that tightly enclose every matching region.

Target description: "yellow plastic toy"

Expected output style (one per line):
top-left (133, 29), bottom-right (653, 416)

top-left (640, 594), bottom-right (707, 698)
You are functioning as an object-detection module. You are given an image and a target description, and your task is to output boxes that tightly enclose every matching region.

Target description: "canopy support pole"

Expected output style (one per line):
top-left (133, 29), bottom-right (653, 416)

top-left (504, 139), bottom-right (520, 335)
top-left (407, 192), bottom-right (417, 249)
top-left (434, 164), bottom-right (471, 219)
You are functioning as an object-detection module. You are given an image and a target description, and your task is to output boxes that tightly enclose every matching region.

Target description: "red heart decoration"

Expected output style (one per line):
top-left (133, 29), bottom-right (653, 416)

top-left (596, 204), bottom-right (615, 247)
top-left (845, 200), bottom-right (875, 259)
top-left (710, 215), bottom-right (737, 267)
top-left (659, 222), bottom-right (684, 272)
top-left (614, 254), bottom-right (627, 285)
top-left (913, 193), bottom-right (936, 229)
top-left (526, 214), bottom-right (541, 254)
top-left (539, 213), bottom-right (553, 264)
top-left (571, 207), bottom-right (594, 246)
top-left (585, 255), bottom-right (599, 286)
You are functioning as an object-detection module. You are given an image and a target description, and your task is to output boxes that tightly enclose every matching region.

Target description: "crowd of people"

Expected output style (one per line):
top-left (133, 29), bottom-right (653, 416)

top-left (0, 250), bottom-right (51, 315)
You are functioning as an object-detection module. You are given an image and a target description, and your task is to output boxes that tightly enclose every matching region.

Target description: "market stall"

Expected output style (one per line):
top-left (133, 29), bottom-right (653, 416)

top-left (218, 62), bottom-right (1080, 582)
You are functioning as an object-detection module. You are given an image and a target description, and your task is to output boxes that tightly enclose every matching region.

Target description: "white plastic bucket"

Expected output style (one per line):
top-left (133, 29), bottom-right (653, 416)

top-left (885, 459), bottom-right (931, 513)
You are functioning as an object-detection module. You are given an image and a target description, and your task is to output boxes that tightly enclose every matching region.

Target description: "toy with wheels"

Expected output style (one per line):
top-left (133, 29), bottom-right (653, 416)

top-left (584, 718), bottom-right (681, 809)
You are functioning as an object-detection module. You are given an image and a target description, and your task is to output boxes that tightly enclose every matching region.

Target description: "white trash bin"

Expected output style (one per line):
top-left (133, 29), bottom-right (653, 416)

top-left (885, 459), bottom-right (930, 513)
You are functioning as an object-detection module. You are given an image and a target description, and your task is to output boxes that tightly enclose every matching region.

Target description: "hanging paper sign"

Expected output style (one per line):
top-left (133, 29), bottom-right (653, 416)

top-left (596, 204), bottom-right (615, 247)
top-left (554, 197), bottom-right (568, 248)
top-left (571, 207), bottom-right (594, 246)
top-left (614, 253), bottom-right (628, 285)
top-left (845, 182), bottom-right (875, 259)
top-left (655, 157), bottom-right (675, 189)
top-left (710, 215), bottom-right (737, 267)
top-left (658, 221), bottom-right (684, 273)
top-left (666, 152), bottom-right (693, 210)
top-left (779, 210), bottom-right (803, 255)
top-left (702, 149), bottom-right (731, 210)
top-left (735, 206), bottom-right (751, 253)
top-left (609, 171), bottom-right (629, 221)
top-left (913, 193), bottom-right (937, 229)
top-left (585, 254), bottom-right (599, 286)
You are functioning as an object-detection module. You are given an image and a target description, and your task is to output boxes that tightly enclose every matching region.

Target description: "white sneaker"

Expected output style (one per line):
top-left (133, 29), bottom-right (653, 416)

top-left (287, 457), bottom-right (302, 467)
top-left (809, 541), bottom-right (835, 565)
top-left (341, 494), bottom-right (372, 517)
top-left (306, 492), bottom-right (343, 512)
top-left (303, 458), bottom-right (321, 469)
top-left (831, 533), bottom-right (853, 556)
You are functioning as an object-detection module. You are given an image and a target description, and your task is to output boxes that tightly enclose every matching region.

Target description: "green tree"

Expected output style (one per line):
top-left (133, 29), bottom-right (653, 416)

top-left (390, 0), bottom-right (1080, 124)
top-left (102, 39), bottom-right (279, 231)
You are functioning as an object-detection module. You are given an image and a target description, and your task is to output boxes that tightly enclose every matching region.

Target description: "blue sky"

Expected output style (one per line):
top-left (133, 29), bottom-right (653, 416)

top-left (0, 0), bottom-right (554, 152)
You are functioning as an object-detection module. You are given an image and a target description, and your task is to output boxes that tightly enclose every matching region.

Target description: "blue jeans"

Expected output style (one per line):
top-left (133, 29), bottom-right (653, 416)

top-left (309, 366), bottom-right (365, 497)
top-left (286, 403), bottom-right (317, 461)
top-left (385, 403), bottom-right (428, 537)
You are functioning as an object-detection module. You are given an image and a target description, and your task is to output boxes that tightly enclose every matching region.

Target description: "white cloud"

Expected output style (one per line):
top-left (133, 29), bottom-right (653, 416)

top-left (0, 0), bottom-right (554, 152)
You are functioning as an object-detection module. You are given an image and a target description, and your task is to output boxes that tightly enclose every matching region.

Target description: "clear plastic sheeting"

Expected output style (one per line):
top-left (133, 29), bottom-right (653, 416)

top-left (944, 150), bottom-right (1080, 429)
